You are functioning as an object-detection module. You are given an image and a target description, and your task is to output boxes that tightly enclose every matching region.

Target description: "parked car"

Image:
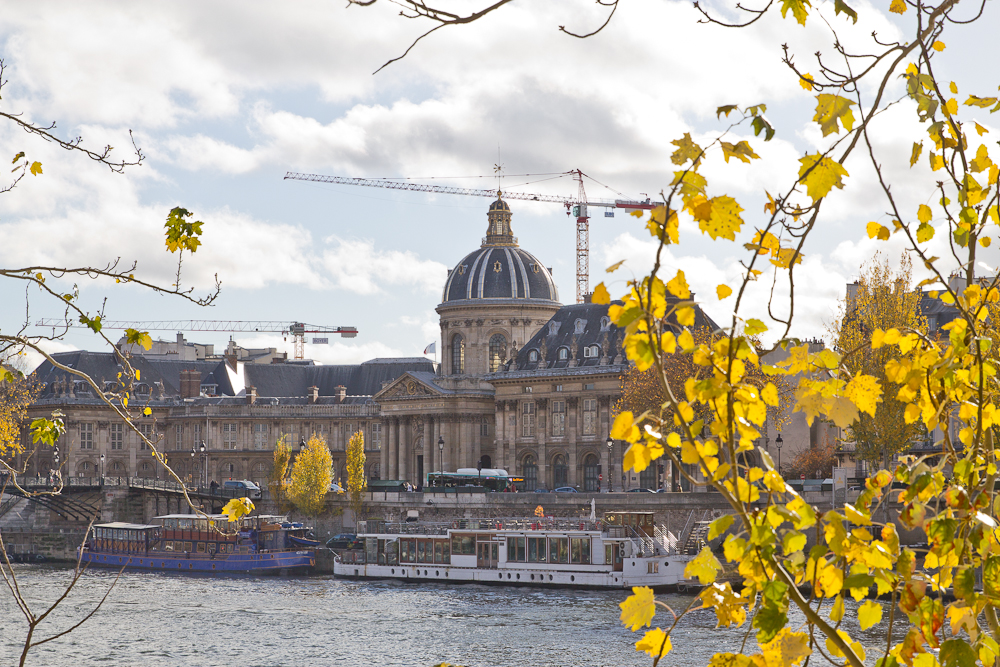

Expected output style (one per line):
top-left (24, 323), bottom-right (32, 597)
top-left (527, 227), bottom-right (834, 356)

top-left (553, 487), bottom-right (578, 493)
top-left (329, 482), bottom-right (345, 493)
top-left (326, 533), bottom-right (362, 550)
top-left (222, 479), bottom-right (262, 499)
top-left (626, 488), bottom-right (656, 493)
top-left (533, 487), bottom-right (550, 493)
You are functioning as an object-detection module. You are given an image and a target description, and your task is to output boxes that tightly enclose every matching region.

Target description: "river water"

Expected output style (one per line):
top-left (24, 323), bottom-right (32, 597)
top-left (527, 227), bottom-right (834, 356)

top-left (1, 566), bottom-right (905, 667)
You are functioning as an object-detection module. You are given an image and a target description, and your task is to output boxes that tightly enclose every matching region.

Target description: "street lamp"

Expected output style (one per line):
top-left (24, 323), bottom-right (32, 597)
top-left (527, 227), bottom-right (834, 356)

top-left (299, 438), bottom-right (307, 454)
top-left (606, 436), bottom-right (613, 492)
top-left (100, 453), bottom-right (105, 483)
top-left (775, 434), bottom-right (783, 476)
top-left (200, 441), bottom-right (207, 488)
top-left (53, 446), bottom-right (60, 486)
top-left (477, 458), bottom-right (483, 483)
top-left (438, 436), bottom-right (444, 472)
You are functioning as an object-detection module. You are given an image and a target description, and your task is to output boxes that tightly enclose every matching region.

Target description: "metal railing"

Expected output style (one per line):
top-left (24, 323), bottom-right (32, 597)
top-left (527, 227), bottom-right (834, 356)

top-left (356, 517), bottom-right (604, 535)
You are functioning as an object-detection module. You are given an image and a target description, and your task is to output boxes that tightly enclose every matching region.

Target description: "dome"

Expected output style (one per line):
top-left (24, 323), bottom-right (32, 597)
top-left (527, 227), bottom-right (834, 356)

top-left (441, 194), bottom-right (559, 304)
top-left (442, 246), bottom-right (559, 302)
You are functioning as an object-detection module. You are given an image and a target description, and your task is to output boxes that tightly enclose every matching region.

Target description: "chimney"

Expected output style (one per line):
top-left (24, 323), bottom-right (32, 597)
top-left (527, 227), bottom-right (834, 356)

top-left (179, 369), bottom-right (200, 399)
top-left (247, 386), bottom-right (257, 405)
top-left (334, 385), bottom-right (346, 404)
top-left (309, 385), bottom-right (319, 404)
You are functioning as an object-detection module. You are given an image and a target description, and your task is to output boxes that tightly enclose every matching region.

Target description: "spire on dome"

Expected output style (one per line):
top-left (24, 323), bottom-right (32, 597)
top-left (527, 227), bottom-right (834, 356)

top-left (483, 192), bottom-right (517, 247)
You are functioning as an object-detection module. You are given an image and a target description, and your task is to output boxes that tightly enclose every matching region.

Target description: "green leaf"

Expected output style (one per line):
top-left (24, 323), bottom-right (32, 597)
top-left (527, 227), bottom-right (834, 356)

top-left (125, 327), bottom-right (153, 351)
top-left (708, 514), bottom-right (734, 541)
top-left (753, 606), bottom-right (788, 643)
top-left (954, 568), bottom-right (976, 601)
top-left (940, 639), bottom-right (978, 667)
top-left (984, 556), bottom-right (1000, 601)
top-left (751, 115), bottom-right (775, 141)
top-left (79, 314), bottom-right (102, 333)
top-left (833, 0), bottom-right (858, 22)
top-left (30, 413), bottom-right (66, 447)
top-left (11, 151), bottom-right (24, 164)
top-left (716, 104), bottom-right (738, 119)
top-left (164, 206), bottom-right (206, 254)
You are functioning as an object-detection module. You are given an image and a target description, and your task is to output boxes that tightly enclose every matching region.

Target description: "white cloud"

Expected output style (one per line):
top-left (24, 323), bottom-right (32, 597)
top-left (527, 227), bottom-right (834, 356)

top-left (320, 236), bottom-right (447, 296)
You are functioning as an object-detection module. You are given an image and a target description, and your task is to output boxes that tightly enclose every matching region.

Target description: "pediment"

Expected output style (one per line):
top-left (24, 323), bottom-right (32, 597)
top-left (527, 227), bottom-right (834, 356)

top-left (375, 373), bottom-right (443, 400)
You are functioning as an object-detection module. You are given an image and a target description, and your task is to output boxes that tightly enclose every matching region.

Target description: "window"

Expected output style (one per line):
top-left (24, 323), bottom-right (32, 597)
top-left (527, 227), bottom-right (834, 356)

top-left (110, 423), bottom-right (123, 450)
top-left (554, 384), bottom-right (562, 392)
top-left (647, 561), bottom-right (659, 574)
top-left (553, 454), bottom-right (568, 487)
top-left (506, 537), bottom-right (527, 562)
top-left (253, 423), bottom-right (268, 450)
top-left (451, 534), bottom-right (475, 555)
top-left (480, 421), bottom-right (490, 437)
top-left (451, 334), bottom-right (465, 374)
top-left (551, 401), bottom-right (566, 437)
top-left (557, 347), bottom-right (569, 361)
top-left (80, 423), bottom-right (93, 450)
top-left (138, 424), bottom-right (153, 450)
top-left (522, 402), bottom-right (535, 437)
top-left (527, 537), bottom-right (546, 562)
top-left (489, 334), bottom-right (506, 372)
top-left (571, 538), bottom-right (591, 564)
top-left (549, 537), bottom-right (569, 564)
top-left (371, 422), bottom-right (382, 451)
top-left (583, 399), bottom-right (597, 436)
top-left (583, 454), bottom-right (600, 492)
top-left (223, 423), bottom-right (237, 450)
top-left (583, 345), bottom-right (600, 358)
top-left (584, 383), bottom-right (595, 390)
top-left (523, 456), bottom-right (538, 491)
top-left (193, 423), bottom-right (201, 446)
top-left (528, 349), bottom-right (539, 363)
top-left (175, 424), bottom-right (183, 448)
top-left (640, 465), bottom-right (658, 490)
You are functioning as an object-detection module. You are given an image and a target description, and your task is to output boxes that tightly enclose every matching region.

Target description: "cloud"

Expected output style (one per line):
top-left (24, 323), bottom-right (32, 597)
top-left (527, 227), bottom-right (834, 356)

top-left (320, 237), bottom-right (447, 296)
top-left (234, 334), bottom-right (409, 365)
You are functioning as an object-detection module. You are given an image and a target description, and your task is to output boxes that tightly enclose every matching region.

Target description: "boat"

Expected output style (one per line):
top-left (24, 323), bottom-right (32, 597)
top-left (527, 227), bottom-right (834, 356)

top-left (79, 513), bottom-right (317, 574)
top-left (333, 511), bottom-right (696, 590)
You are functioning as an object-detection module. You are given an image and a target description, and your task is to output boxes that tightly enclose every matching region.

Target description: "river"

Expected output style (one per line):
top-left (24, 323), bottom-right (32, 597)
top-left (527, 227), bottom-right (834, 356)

top-left (1, 566), bottom-right (906, 667)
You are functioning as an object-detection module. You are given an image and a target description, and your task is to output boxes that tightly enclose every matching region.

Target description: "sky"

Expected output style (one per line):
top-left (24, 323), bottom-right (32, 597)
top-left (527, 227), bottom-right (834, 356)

top-left (0, 0), bottom-right (997, 370)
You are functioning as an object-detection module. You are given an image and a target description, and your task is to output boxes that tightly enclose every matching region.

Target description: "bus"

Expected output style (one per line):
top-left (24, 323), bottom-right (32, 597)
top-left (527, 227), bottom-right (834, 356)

top-left (426, 468), bottom-right (524, 492)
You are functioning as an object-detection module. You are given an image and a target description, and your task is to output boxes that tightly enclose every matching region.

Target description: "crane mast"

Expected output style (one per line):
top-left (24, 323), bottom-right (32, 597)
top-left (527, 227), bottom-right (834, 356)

top-left (283, 170), bottom-right (656, 303)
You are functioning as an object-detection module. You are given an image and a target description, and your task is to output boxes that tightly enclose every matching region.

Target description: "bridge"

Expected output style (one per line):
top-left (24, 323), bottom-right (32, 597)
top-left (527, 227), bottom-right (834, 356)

top-left (0, 475), bottom-right (253, 522)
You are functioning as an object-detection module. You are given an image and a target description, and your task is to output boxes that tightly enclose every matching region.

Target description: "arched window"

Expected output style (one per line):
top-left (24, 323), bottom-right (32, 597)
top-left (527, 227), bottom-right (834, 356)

top-left (583, 344), bottom-right (601, 358)
top-left (479, 454), bottom-right (492, 469)
top-left (451, 334), bottom-right (465, 374)
top-left (522, 456), bottom-right (538, 491)
top-left (489, 334), bottom-right (507, 372)
top-left (553, 454), bottom-right (568, 488)
top-left (528, 349), bottom-right (539, 363)
top-left (557, 347), bottom-right (569, 361)
top-left (583, 454), bottom-right (600, 492)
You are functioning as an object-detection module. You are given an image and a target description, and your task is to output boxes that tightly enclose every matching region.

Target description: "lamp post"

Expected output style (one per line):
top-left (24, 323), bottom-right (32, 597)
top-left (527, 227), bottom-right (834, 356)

top-left (606, 435), bottom-right (613, 492)
top-left (100, 453), bottom-right (105, 485)
top-left (775, 434), bottom-right (783, 477)
top-left (438, 436), bottom-right (444, 472)
top-left (477, 458), bottom-right (483, 483)
top-left (53, 446), bottom-right (60, 486)
top-left (200, 441), bottom-right (207, 488)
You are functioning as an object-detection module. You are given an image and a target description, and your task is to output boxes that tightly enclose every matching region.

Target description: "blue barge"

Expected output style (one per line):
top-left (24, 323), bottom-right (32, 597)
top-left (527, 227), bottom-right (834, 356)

top-left (79, 514), bottom-right (317, 574)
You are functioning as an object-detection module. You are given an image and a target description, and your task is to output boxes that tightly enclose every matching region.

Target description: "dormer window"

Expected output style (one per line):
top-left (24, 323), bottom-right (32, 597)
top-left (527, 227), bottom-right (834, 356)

top-left (557, 347), bottom-right (569, 361)
top-left (528, 349), bottom-right (539, 363)
top-left (574, 319), bottom-right (587, 334)
top-left (600, 316), bottom-right (611, 331)
top-left (583, 345), bottom-right (601, 358)
top-left (548, 321), bottom-right (560, 336)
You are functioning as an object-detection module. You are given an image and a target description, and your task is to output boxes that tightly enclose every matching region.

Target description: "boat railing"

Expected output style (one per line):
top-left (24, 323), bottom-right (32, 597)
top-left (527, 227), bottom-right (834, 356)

top-left (624, 525), bottom-right (680, 557)
top-left (357, 517), bottom-right (603, 535)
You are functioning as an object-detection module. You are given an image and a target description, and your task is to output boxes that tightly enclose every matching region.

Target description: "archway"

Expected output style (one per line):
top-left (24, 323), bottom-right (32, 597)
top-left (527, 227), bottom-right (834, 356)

top-left (582, 453), bottom-right (600, 492)
top-left (521, 455), bottom-right (538, 491)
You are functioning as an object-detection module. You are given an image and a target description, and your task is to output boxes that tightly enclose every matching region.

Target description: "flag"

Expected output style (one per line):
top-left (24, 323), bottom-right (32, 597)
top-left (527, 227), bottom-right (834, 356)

top-left (423, 342), bottom-right (436, 355)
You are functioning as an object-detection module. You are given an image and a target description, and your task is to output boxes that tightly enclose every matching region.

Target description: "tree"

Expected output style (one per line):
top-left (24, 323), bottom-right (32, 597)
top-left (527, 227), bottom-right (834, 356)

top-left (351, 1), bottom-right (1000, 666)
top-left (785, 442), bottom-right (837, 480)
top-left (288, 434), bottom-right (333, 517)
top-left (0, 371), bottom-right (42, 458)
top-left (268, 435), bottom-right (292, 511)
top-left (833, 253), bottom-right (928, 468)
top-left (345, 430), bottom-right (367, 524)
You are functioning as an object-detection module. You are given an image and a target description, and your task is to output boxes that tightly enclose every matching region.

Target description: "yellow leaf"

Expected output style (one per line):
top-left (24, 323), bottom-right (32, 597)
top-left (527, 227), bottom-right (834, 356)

top-left (678, 329), bottom-right (695, 350)
top-left (676, 307), bottom-right (695, 327)
top-left (949, 81), bottom-right (958, 94)
top-left (29, 161), bottom-right (42, 176)
top-left (780, 0), bottom-right (811, 25)
top-left (982, 237), bottom-right (992, 248)
top-left (846, 373), bottom-right (882, 417)
top-left (762, 382), bottom-right (779, 406)
top-left (667, 270), bottom-right (691, 299)
top-left (648, 206), bottom-right (680, 244)
top-left (611, 412), bottom-right (640, 443)
top-left (717, 284), bottom-right (733, 300)
top-left (971, 143), bottom-right (993, 173)
top-left (606, 259), bottom-right (626, 273)
top-left (624, 442), bottom-right (652, 472)
top-left (671, 133), bottom-right (703, 167)
top-left (932, 40), bottom-right (945, 51)
top-left (866, 222), bottom-right (890, 241)
top-left (813, 94), bottom-right (856, 136)
top-left (945, 98), bottom-right (958, 116)
top-left (721, 140), bottom-right (761, 164)
top-left (694, 195), bottom-right (745, 241)
top-left (917, 203), bottom-right (933, 223)
top-left (685, 546), bottom-right (722, 584)
top-left (221, 497), bottom-right (255, 522)
top-left (619, 586), bottom-right (656, 631)
top-left (917, 222), bottom-right (935, 243)
top-left (910, 141), bottom-right (923, 167)
top-left (635, 628), bottom-right (672, 658)
top-left (798, 154), bottom-right (849, 201)
top-left (800, 73), bottom-right (816, 90)
top-left (889, 0), bottom-right (906, 13)
top-left (929, 151), bottom-right (944, 171)
top-left (976, 122), bottom-right (989, 136)
top-left (826, 396), bottom-right (860, 429)
top-left (592, 282), bottom-right (611, 305)
top-left (858, 600), bottom-right (882, 630)
top-left (762, 629), bottom-right (812, 667)
top-left (143, 407), bottom-right (152, 416)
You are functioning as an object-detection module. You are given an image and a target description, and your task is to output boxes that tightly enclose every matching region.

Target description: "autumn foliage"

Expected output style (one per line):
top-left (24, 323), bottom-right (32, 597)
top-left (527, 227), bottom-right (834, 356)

top-left (345, 430), bottom-right (366, 522)
top-left (288, 434), bottom-right (333, 517)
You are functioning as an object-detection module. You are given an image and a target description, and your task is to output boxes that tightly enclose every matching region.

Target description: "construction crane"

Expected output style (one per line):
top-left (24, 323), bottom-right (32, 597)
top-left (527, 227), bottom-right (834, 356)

top-left (283, 169), bottom-right (656, 304)
top-left (33, 319), bottom-right (358, 360)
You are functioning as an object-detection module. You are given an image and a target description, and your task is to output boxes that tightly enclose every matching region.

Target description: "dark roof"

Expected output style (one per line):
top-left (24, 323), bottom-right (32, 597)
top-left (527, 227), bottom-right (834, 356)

top-left (33, 352), bottom-right (235, 397)
top-left (504, 299), bottom-right (720, 373)
top-left (244, 358), bottom-right (434, 397)
top-left (442, 246), bottom-right (558, 303)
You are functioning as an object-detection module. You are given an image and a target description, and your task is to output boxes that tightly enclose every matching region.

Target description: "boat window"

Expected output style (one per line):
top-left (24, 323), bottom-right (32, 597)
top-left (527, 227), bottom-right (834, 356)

top-left (196, 542), bottom-right (206, 553)
top-left (385, 539), bottom-right (399, 566)
top-left (179, 519), bottom-right (193, 530)
top-left (549, 538), bottom-right (569, 564)
top-left (527, 537), bottom-right (545, 563)
top-left (441, 540), bottom-right (450, 564)
top-left (451, 534), bottom-right (475, 556)
top-left (571, 538), bottom-right (591, 564)
top-left (434, 541), bottom-right (444, 564)
top-left (506, 537), bottom-right (527, 562)
top-left (184, 542), bottom-right (193, 553)
top-left (417, 540), bottom-right (426, 563)
top-left (400, 539), bottom-right (412, 563)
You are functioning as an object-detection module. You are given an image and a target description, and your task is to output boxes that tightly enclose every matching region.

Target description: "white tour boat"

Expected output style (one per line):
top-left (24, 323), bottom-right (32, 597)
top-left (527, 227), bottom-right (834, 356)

top-left (333, 511), bottom-right (697, 590)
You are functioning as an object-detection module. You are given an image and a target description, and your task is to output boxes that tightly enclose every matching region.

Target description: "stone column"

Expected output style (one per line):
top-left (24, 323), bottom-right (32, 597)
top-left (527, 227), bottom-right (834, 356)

top-left (387, 418), bottom-right (398, 479)
top-left (380, 418), bottom-right (389, 481)
top-left (536, 398), bottom-right (548, 489)
top-left (398, 417), bottom-right (410, 483)
top-left (567, 397), bottom-right (579, 487)
top-left (425, 415), bottom-right (434, 474)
